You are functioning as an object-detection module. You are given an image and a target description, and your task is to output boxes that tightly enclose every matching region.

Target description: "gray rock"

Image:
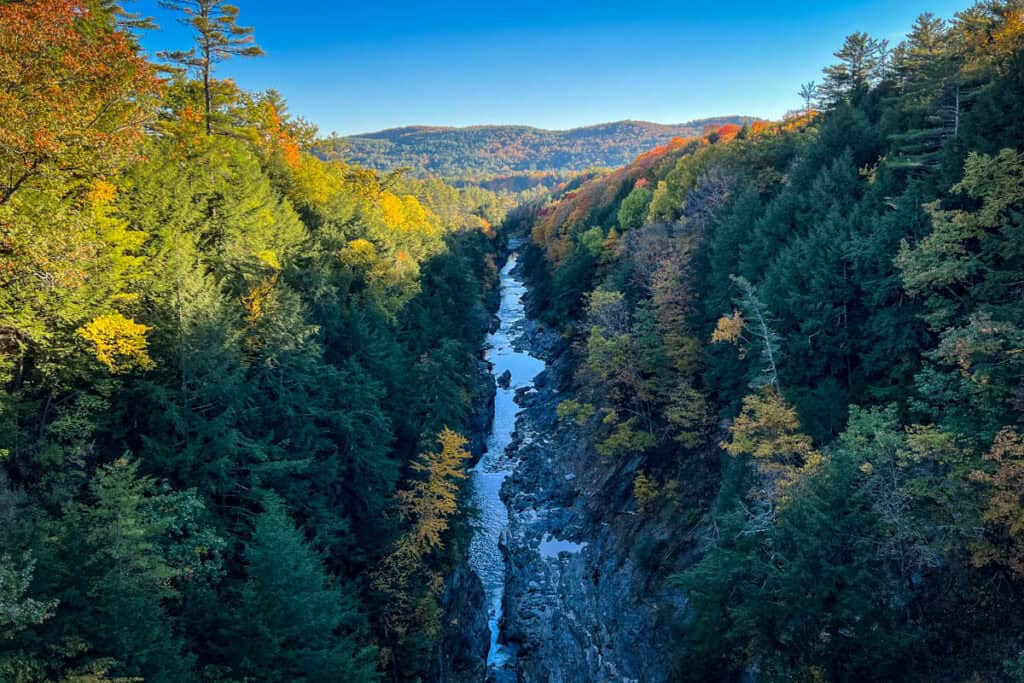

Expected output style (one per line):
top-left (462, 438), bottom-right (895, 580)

top-left (435, 564), bottom-right (490, 683)
top-left (496, 319), bottom-right (691, 683)
top-left (445, 247), bottom-right (699, 683)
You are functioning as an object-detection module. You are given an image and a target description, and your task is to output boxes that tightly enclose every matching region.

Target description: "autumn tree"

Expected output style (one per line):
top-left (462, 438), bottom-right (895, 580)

top-left (372, 429), bottom-right (472, 671)
top-left (0, 0), bottom-right (159, 473)
top-left (972, 429), bottom-right (1024, 576)
top-left (722, 387), bottom-right (822, 511)
top-left (0, 0), bottom-right (160, 205)
top-left (158, 0), bottom-right (264, 135)
top-left (712, 275), bottom-right (782, 391)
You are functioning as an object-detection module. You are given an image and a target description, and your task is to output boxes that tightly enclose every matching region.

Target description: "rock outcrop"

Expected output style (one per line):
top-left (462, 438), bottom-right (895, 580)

top-left (497, 317), bottom-right (692, 683)
top-left (436, 563), bottom-right (490, 683)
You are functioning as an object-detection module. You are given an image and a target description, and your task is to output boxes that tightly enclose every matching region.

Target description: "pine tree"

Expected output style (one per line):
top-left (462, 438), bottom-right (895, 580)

top-left (46, 457), bottom-right (197, 681)
top-left (819, 32), bottom-right (889, 105)
top-left (158, 0), bottom-right (264, 135)
top-left (237, 493), bottom-right (378, 682)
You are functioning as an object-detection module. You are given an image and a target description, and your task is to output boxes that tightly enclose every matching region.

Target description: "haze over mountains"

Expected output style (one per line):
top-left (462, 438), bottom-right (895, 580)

top-left (333, 117), bottom-right (754, 178)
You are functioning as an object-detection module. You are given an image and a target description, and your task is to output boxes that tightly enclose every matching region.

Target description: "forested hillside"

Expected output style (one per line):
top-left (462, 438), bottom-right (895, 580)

top-left (334, 118), bottom-right (753, 179)
top-left (6, 0), bottom-right (1024, 681)
top-left (521, 3), bottom-right (1024, 679)
top-left (0, 1), bottom-right (503, 680)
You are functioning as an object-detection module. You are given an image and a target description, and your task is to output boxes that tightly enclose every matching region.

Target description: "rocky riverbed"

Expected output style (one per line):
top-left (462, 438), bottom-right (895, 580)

top-left (438, 250), bottom-right (695, 683)
top-left (496, 309), bottom-right (691, 683)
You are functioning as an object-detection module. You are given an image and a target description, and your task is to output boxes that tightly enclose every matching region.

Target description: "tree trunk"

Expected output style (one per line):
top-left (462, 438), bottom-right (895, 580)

top-left (203, 60), bottom-right (212, 136)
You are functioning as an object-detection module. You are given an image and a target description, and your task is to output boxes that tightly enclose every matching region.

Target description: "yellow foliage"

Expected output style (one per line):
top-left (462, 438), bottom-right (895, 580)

top-left (241, 275), bottom-right (278, 324)
top-left (380, 192), bottom-right (405, 227)
top-left (85, 180), bottom-right (118, 206)
top-left (289, 154), bottom-right (344, 208)
top-left (971, 429), bottom-right (1024, 576)
top-left (255, 249), bottom-right (281, 271)
top-left (339, 238), bottom-right (378, 269)
top-left (77, 313), bottom-right (154, 373)
top-left (397, 428), bottom-right (472, 555)
top-left (241, 252), bottom-right (282, 324)
top-left (376, 428), bottom-right (472, 589)
top-left (633, 471), bottom-right (679, 513)
top-left (371, 429), bottom-right (472, 644)
top-left (723, 387), bottom-right (822, 504)
top-left (633, 472), bottom-right (658, 512)
top-left (379, 192), bottom-right (443, 245)
top-left (711, 309), bottom-right (744, 344)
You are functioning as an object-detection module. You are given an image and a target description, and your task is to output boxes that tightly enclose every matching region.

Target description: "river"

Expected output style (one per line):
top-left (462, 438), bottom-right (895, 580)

top-left (467, 251), bottom-right (545, 682)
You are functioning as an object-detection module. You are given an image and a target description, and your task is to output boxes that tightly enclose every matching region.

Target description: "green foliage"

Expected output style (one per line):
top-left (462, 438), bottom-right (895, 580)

top-left (0, 9), bottom-right (502, 680)
top-left (617, 184), bottom-right (653, 230)
top-left (236, 494), bottom-right (378, 682)
top-left (0, 553), bottom-right (56, 639)
top-left (596, 417), bottom-right (656, 459)
top-left (556, 399), bottom-right (596, 425)
top-left (520, 4), bottom-right (1024, 678)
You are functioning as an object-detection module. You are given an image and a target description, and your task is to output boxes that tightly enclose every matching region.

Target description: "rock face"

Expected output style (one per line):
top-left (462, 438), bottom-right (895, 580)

top-left (467, 359), bottom-right (497, 460)
top-left (440, 251), bottom-right (696, 683)
top-left (435, 563), bottom-right (490, 683)
top-left (497, 317), bottom-right (691, 683)
top-left (496, 369), bottom-right (512, 389)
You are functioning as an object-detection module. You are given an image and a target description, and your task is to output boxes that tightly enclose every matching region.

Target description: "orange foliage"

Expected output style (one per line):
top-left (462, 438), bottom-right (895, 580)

top-left (257, 98), bottom-right (301, 168)
top-left (531, 136), bottom-right (703, 263)
top-left (529, 112), bottom-right (826, 264)
top-left (715, 123), bottom-right (742, 141)
top-left (0, 0), bottom-right (161, 203)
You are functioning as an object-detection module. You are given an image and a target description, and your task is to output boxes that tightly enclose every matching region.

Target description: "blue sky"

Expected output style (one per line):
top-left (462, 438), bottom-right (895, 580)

top-left (134, 0), bottom-right (972, 136)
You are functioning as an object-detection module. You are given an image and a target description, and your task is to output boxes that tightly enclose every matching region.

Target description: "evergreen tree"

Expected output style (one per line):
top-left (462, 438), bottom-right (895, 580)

top-left (158, 0), bottom-right (264, 135)
top-left (236, 494), bottom-right (378, 682)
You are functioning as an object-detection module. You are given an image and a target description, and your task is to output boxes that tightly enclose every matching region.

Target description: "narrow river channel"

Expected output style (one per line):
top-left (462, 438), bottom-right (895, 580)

top-left (467, 251), bottom-right (545, 682)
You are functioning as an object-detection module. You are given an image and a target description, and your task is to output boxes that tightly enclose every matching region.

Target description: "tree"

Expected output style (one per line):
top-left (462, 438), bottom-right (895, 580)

top-left (372, 429), bottom-right (472, 671)
top-left (617, 183), bottom-right (653, 231)
top-left (44, 457), bottom-right (199, 681)
top-left (0, 0), bottom-right (160, 205)
top-left (674, 407), bottom-right (925, 681)
top-left (0, 553), bottom-right (56, 639)
top-left (712, 275), bottom-right (782, 391)
top-left (158, 0), bottom-right (264, 135)
top-left (820, 32), bottom-right (889, 105)
top-left (897, 149), bottom-right (1024, 439)
top-left (722, 387), bottom-right (822, 510)
top-left (237, 494), bottom-right (378, 682)
top-left (971, 429), bottom-right (1024, 577)
top-left (798, 80), bottom-right (817, 113)
top-left (0, 0), bottom-right (160, 406)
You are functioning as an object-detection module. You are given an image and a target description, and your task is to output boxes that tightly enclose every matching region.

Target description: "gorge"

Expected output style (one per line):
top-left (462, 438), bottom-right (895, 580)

top-left (4, 2), bottom-right (1024, 682)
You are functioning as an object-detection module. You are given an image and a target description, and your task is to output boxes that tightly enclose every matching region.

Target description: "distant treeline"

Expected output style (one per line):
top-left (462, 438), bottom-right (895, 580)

top-left (331, 117), bottom-right (754, 178)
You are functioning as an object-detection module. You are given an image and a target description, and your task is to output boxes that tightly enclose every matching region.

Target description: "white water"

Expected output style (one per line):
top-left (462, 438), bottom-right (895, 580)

top-left (468, 252), bottom-right (544, 681)
top-left (538, 534), bottom-right (587, 559)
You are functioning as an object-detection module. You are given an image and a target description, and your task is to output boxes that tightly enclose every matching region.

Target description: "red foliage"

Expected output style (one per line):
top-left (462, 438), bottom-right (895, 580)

top-left (715, 123), bottom-right (742, 141)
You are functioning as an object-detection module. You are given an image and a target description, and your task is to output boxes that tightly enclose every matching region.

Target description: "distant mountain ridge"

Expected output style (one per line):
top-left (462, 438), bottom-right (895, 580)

top-left (333, 117), bottom-right (755, 179)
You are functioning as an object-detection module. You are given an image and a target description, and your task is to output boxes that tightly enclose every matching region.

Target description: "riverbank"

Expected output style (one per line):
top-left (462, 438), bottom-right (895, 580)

top-left (438, 247), bottom-right (693, 683)
top-left (495, 281), bottom-right (691, 683)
